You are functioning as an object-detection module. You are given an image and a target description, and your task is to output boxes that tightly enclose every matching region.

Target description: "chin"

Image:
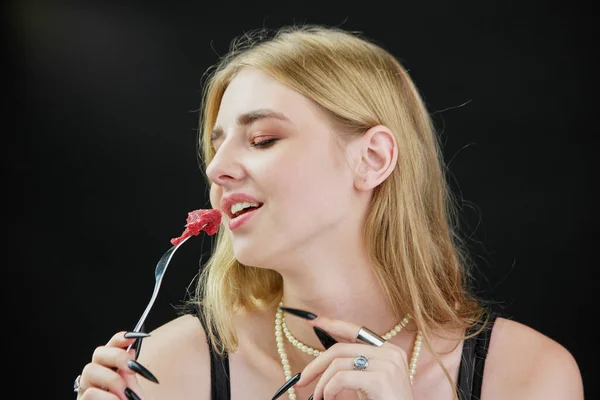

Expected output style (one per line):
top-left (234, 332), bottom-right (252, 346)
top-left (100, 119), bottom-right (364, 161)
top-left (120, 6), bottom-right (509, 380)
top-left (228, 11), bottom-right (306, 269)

top-left (230, 232), bottom-right (301, 271)
top-left (232, 241), bottom-right (271, 269)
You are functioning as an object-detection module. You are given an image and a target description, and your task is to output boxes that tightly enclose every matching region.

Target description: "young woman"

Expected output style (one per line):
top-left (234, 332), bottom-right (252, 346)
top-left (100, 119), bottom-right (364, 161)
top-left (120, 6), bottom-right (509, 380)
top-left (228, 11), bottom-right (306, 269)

top-left (74, 25), bottom-right (583, 400)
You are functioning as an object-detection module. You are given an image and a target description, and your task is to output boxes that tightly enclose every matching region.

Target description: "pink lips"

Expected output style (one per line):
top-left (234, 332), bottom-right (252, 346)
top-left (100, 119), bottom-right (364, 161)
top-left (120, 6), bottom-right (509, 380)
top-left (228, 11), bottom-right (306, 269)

top-left (228, 208), bottom-right (259, 230)
top-left (221, 192), bottom-right (263, 231)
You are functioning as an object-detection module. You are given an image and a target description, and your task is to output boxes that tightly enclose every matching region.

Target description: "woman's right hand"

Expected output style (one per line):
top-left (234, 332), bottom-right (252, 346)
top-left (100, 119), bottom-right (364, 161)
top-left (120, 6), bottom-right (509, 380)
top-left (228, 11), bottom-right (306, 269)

top-left (76, 331), bottom-right (158, 400)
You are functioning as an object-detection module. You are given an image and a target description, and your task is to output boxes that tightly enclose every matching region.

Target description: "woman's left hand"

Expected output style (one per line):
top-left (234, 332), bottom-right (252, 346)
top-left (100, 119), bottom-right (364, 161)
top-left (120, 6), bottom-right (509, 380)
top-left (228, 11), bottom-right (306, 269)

top-left (295, 315), bottom-right (415, 400)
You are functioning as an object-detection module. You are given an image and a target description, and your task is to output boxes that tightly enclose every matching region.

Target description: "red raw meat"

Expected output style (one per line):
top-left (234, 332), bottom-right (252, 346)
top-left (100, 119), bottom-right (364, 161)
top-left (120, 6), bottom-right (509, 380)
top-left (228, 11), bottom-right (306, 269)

top-left (170, 208), bottom-right (222, 245)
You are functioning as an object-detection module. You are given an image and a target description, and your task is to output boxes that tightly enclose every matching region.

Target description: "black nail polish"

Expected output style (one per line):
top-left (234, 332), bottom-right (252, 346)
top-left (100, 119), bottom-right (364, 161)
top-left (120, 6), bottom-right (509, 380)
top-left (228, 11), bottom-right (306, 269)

top-left (271, 372), bottom-right (301, 400)
top-left (313, 327), bottom-right (337, 349)
top-left (308, 395), bottom-right (314, 400)
top-left (124, 387), bottom-right (142, 400)
top-left (124, 331), bottom-right (151, 339)
top-left (280, 307), bottom-right (317, 320)
top-left (128, 359), bottom-right (159, 383)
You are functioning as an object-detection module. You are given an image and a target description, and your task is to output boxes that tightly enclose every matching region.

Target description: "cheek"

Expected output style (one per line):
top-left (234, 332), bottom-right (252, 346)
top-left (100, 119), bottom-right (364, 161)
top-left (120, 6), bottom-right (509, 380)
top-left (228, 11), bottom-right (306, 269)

top-left (272, 149), bottom-right (351, 212)
top-left (209, 184), bottom-right (222, 210)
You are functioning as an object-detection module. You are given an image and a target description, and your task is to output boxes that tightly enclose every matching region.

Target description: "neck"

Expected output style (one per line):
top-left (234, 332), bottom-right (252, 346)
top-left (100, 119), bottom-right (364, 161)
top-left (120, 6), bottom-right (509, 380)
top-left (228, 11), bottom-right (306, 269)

top-left (280, 270), bottom-right (397, 333)
top-left (273, 237), bottom-right (412, 352)
top-left (262, 207), bottom-right (418, 356)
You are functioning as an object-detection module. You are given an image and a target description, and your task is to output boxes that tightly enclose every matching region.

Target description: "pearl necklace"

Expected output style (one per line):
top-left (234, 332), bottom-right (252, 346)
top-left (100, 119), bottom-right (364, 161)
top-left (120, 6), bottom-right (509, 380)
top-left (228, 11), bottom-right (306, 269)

top-left (275, 302), bottom-right (423, 399)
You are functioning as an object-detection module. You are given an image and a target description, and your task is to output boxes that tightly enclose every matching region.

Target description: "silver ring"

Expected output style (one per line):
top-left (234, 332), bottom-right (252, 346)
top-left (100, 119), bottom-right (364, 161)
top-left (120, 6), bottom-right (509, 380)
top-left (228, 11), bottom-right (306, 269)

top-left (353, 354), bottom-right (369, 371)
top-left (73, 374), bottom-right (82, 394)
top-left (356, 326), bottom-right (385, 347)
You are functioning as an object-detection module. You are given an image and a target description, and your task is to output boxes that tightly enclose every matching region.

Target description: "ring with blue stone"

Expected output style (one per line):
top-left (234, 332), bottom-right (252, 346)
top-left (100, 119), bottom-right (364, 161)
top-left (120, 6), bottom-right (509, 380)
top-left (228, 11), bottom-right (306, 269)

top-left (353, 354), bottom-right (369, 371)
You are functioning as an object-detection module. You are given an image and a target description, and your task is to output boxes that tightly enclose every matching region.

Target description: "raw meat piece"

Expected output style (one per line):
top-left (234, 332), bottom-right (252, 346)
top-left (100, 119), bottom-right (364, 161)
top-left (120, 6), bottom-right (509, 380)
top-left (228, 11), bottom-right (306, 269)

top-left (170, 208), bottom-right (221, 245)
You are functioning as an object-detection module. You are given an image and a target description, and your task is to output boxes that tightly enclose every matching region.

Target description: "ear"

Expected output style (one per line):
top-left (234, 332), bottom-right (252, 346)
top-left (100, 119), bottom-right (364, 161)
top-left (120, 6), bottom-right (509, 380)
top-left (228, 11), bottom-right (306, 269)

top-left (352, 125), bottom-right (398, 191)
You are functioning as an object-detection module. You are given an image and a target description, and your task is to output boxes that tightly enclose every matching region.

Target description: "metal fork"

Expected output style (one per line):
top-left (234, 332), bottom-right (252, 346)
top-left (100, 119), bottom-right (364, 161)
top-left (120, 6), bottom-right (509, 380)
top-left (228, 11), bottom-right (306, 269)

top-left (126, 234), bottom-right (193, 352)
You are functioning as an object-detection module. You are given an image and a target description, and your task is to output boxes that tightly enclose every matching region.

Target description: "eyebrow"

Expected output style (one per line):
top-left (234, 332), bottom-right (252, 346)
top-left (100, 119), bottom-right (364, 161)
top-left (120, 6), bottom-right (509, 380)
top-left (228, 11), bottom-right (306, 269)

top-left (210, 108), bottom-right (291, 144)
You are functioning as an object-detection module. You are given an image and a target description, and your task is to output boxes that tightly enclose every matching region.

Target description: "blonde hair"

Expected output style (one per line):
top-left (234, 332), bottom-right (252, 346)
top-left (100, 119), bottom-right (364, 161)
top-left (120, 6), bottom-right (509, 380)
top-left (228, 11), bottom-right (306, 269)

top-left (193, 24), bottom-right (487, 396)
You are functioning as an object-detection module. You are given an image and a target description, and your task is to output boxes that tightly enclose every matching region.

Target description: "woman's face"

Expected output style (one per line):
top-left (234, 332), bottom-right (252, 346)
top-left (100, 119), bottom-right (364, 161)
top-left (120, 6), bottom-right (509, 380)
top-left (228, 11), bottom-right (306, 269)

top-left (207, 68), bottom-right (360, 268)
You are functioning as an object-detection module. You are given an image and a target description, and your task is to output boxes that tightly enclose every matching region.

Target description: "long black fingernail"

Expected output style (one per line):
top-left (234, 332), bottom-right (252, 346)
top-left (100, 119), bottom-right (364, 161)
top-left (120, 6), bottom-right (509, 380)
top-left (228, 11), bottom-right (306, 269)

top-left (280, 307), bottom-right (317, 320)
top-left (313, 327), bottom-right (337, 349)
top-left (308, 395), bottom-right (314, 400)
top-left (124, 387), bottom-right (142, 400)
top-left (271, 372), bottom-right (301, 400)
top-left (128, 359), bottom-right (159, 383)
top-left (124, 331), bottom-right (151, 339)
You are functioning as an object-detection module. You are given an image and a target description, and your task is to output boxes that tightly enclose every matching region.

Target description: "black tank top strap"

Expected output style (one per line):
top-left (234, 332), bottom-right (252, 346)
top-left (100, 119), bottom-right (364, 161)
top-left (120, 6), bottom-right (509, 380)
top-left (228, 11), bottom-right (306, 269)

top-left (456, 311), bottom-right (498, 400)
top-left (196, 305), bottom-right (232, 400)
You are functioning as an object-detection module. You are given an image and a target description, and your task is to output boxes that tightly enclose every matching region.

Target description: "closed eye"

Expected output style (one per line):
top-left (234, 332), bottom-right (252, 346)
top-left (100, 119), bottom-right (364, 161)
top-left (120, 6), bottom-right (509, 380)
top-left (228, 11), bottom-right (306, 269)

top-left (251, 138), bottom-right (278, 148)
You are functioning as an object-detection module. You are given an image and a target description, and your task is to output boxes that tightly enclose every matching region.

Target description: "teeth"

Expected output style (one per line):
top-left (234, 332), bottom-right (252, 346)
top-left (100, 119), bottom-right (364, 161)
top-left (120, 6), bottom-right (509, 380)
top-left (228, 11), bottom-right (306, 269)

top-left (230, 202), bottom-right (259, 216)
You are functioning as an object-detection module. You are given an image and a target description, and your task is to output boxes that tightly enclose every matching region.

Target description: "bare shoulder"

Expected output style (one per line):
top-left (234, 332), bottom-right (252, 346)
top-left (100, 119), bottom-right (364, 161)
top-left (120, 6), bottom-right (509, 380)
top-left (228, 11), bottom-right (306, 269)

top-left (482, 316), bottom-right (584, 400)
top-left (136, 314), bottom-right (211, 400)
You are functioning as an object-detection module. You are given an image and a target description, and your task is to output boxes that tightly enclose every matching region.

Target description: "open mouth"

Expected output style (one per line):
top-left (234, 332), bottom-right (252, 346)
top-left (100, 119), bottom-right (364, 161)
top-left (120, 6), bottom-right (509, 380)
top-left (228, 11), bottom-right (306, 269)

top-left (230, 203), bottom-right (263, 219)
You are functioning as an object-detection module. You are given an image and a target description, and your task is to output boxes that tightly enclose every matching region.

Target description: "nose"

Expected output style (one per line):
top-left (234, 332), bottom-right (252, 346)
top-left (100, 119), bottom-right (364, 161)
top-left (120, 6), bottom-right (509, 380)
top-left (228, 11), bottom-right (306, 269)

top-left (206, 139), bottom-right (246, 187)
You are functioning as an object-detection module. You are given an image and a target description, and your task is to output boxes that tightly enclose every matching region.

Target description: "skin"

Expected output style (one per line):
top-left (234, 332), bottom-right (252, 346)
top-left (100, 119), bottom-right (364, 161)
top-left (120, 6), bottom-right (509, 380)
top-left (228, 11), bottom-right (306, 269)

top-left (78, 68), bottom-right (584, 400)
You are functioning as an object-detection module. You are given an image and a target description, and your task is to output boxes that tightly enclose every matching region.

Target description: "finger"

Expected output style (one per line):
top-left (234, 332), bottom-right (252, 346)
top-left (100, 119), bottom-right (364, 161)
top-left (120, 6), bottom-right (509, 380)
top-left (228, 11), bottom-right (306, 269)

top-left (308, 315), bottom-right (371, 344)
top-left (80, 386), bottom-right (143, 400)
top-left (297, 343), bottom-right (380, 386)
top-left (314, 357), bottom-right (399, 400)
top-left (80, 363), bottom-right (130, 400)
top-left (92, 345), bottom-right (159, 384)
top-left (106, 331), bottom-right (150, 349)
top-left (322, 370), bottom-right (386, 400)
top-left (80, 386), bottom-right (121, 399)
top-left (86, 331), bottom-right (148, 372)
top-left (312, 357), bottom-right (354, 398)
top-left (92, 346), bottom-right (137, 374)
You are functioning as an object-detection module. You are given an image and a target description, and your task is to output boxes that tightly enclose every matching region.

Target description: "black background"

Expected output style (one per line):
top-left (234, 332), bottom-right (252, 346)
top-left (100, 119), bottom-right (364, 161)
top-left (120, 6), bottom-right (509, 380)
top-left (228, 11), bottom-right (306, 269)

top-left (7, 1), bottom-right (596, 398)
